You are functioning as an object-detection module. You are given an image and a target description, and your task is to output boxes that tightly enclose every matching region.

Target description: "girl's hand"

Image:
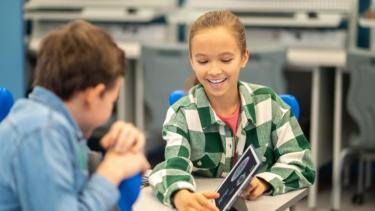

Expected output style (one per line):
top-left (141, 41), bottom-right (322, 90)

top-left (241, 177), bottom-right (270, 201)
top-left (173, 189), bottom-right (220, 211)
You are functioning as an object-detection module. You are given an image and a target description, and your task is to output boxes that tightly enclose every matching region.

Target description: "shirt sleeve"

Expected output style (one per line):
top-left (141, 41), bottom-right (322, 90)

top-left (255, 95), bottom-right (316, 195)
top-left (11, 127), bottom-right (120, 211)
top-left (149, 107), bottom-right (195, 207)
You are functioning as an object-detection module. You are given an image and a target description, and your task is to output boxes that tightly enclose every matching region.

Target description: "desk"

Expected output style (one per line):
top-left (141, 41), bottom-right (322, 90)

top-left (168, 10), bottom-right (344, 28)
top-left (133, 178), bottom-right (308, 211)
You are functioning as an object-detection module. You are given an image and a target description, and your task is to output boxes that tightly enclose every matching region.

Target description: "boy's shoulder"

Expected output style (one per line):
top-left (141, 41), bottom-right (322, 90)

top-left (3, 98), bottom-right (72, 137)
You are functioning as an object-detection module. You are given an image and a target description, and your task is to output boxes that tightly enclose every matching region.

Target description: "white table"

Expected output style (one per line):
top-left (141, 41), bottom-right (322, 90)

top-left (133, 178), bottom-right (308, 211)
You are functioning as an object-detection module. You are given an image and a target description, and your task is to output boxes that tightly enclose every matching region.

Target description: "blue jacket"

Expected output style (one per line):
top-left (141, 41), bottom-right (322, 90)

top-left (0, 87), bottom-right (119, 211)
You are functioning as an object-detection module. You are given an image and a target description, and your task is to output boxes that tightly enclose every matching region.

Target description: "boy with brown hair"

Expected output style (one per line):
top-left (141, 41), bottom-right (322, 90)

top-left (0, 20), bottom-right (149, 211)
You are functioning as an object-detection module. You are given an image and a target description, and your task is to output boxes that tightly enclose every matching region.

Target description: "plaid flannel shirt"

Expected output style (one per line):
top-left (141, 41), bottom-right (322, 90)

top-left (149, 81), bottom-right (315, 207)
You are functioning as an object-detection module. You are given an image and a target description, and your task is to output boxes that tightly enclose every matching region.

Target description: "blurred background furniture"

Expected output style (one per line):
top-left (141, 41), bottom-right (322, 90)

top-left (332, 49), bottom-right (375, 210)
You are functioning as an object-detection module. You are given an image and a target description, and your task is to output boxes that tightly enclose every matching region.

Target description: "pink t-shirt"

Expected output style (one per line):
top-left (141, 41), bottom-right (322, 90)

top-left (217, 104), bottom-right (240, 136)
top-left (217, 104), bottom-right (241, 166)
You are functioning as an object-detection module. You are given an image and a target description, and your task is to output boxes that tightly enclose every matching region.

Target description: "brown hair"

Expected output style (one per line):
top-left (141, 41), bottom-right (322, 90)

top-left (186, 10), bottom-right (247, 88)
top-left (188, 10), bottom-right (247, 57)
top-left (33, 20), bottom-right (126, 100)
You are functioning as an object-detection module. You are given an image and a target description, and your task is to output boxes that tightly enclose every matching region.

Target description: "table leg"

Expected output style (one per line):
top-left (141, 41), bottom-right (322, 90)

top-left (308, 67), bottom-right (321, 209)
top-left (117, 77), bottom-right (126, 121)
top-left (135, 57), bottom-right (144, 130)
top-left (117, 59), bottom-right (137, 123)
top-left (331, 68), bottom-right (343, 210)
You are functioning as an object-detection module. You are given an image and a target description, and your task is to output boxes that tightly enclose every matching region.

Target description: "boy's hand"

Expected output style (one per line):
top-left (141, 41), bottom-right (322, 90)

top-left (173, 189), bottom-right (220, 211)
top-left (96, 150), bottom-right (150, 186)
top-left (241, 177), bottom-right (270, 201)
top-left (100, 121), bottom-right (145, 153)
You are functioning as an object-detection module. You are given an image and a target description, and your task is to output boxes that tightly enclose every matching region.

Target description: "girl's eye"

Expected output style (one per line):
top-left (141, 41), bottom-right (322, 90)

top-left (222, 58), bottom-right (232, 63)
top-left (197, 60), bottom-right (208, 64)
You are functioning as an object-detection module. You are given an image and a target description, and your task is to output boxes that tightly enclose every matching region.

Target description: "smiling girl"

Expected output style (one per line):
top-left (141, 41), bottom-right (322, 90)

top-left (149, 10), bottom-right (315, 211)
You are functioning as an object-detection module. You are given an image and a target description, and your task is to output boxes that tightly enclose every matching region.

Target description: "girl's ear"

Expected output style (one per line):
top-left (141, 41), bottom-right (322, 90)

top-left (241, 49), bottom-right (250, 68)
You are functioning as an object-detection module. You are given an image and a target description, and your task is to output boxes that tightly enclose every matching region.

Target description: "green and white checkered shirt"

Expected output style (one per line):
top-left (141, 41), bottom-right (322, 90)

top-left (149, 81), bottom-right (315, 207)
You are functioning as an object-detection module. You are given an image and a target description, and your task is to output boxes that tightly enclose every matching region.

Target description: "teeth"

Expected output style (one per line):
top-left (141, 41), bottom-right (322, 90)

top-left (208, 78), bottom-right (226, 84)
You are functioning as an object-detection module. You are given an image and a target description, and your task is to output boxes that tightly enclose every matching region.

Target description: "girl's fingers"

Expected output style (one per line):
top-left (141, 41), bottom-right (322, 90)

top-left (201, 191), bottom-right (220, 199)
top-left (241, 183), bottom-right (255, 198)
top-left (247, 185), bottom-right (264, 201)
top-left (189, 199), bottom-right (206, 211)
top-left (196, 193), bottom-right (219, 211)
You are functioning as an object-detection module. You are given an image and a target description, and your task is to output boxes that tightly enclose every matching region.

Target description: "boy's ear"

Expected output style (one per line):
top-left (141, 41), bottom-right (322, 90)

top-left (84, 83), bottom-right (106, 105)
top-left (241, 49), bottom-right (250, 68)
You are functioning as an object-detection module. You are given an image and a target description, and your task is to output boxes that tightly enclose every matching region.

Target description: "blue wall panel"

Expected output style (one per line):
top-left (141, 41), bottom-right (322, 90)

top-left (0, 0), bottom-right (25, 99)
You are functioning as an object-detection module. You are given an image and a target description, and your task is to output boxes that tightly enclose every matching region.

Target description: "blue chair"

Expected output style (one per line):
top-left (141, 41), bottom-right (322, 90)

top-left (169, 90), bottom-right (300, 119)
top-left (85, 151), bottom-right (141, 210)
top-left (279, 94), bottom-right (300, 120)
top-left (168, 90), bottom-right (187, 106)
top-left (118, 173), bottom-right (142, 211)
top-left (0, 87), bottom-right (14, 122)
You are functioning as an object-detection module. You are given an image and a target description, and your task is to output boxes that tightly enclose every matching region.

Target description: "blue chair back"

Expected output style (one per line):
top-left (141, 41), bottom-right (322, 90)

top-left (169, 89), bottom-right (187, 106)
top-left (0, 87), bottom-right (14, 122)
top-left (118, 173), bottom-right (142, 211)
top-left (169, 90), bottom-right (300, 119)
top-left (280, 94), bottom-right (300, 119)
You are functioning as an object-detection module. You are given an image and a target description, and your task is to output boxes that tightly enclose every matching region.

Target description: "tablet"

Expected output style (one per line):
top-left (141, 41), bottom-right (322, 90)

top-left (214, 145), bottom-right (261, 211)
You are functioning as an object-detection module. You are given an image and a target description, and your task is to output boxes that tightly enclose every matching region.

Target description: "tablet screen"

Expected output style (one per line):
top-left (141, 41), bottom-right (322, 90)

top-left (214, 145), bottom-right (261, 211)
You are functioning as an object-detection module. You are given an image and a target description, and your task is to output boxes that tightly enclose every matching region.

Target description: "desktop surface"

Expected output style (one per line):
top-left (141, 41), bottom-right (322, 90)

top-left (133, 177), bottom-right (308, 211)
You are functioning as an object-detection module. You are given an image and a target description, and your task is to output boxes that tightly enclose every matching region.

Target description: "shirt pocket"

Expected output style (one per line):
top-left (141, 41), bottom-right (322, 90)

top-left (192, 153), bottom-right (221, 177)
